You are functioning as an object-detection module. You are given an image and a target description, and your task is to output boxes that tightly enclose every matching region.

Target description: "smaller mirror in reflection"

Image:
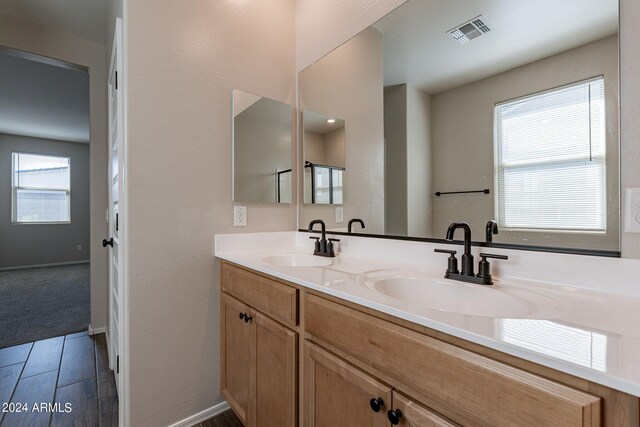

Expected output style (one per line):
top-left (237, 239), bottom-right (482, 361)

top-left (233, 89), bottom-right (292, 203)
top-left (302, 110), bottom-right (345, 205)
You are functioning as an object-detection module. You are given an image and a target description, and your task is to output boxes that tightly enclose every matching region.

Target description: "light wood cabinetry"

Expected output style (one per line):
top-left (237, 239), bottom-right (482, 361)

top-left (221, 266), bottom-right (298, 427)
top-left (304, 342), bottom-right (455, 427)
top-left (389, 392), bottom-right (458, 427)
top-left (220, 261), bottom-right (640, 427)
top-left (304, 341), bottom-right (392, 427)
top-left (305, 293), bottom-right (602, 426)
top-left (221, 293), bottom-right (252, 424)
top-left (254, 311), bottom-right (297, 427)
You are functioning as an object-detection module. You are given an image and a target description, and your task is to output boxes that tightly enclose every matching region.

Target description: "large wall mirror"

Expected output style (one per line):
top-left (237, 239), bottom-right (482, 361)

top-left (298, 0), bottom-right (620, 254)
top-left (233, 89), bottom-right (293, 203)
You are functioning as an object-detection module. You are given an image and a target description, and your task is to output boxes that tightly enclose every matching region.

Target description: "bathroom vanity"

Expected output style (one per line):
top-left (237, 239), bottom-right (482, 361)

top-left (216, 232), bottom-right (640, 427)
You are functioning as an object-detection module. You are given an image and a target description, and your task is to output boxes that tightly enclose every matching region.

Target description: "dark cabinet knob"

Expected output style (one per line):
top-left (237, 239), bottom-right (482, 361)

top-left (239, 312), bottom-right (246, 321)
top-left (369, 397), bottom-right (384, 413)
top-left (387, 409), bottom-right (403, 425)
top-left (243, 314), bottom-right (252, 323)
top-left (102, 238), bottom-right (114, 247)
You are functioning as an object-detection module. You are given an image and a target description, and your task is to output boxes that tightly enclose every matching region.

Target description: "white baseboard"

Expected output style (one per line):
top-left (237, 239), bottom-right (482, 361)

top-left (88, 326), bottom-right (107, 336)
top-left (167, 401), bottom-right (231, 427)
top-left (0, 260), bottom-right (90, 271)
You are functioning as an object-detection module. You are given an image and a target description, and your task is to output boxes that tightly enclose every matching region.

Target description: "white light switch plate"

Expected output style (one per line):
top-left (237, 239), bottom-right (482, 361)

top-left (625, 188), bottom-right (640, 233)
top-left (234, 206), bottom-right (247, 227)
top-left (335, 207), bottom-right (344, 223)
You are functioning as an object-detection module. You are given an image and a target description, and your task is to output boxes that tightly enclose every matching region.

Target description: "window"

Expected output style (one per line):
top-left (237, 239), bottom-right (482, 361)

top-left (495, 77), bottom-right (606, 232)
top-left (304, 161), bottom-right (345, 204)
top-left (12, 152), bottom-right (71, 223)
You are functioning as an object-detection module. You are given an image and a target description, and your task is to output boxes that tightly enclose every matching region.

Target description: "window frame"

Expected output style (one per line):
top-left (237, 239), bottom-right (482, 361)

top-left (493, 76), bottom-right (607, 234)
top-left (11, 151), bottom-right (72, 225)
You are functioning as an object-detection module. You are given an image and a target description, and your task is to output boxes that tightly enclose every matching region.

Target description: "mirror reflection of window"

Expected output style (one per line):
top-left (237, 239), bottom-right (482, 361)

top-left (495, 77), bottom-right (607, 233)
top-left (302, 110), bottom-right (346, 205)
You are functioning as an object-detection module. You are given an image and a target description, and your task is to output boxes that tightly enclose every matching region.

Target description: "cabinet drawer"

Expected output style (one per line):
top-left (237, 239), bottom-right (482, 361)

top-left (391, 391), bottom-right (458, 427)
top-left (222, 262), bottom-right (298, 327)
top-left (305, 294), bottom-right (601, 426)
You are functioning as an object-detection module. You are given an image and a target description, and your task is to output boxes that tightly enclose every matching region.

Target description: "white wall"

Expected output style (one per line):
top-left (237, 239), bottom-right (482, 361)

top-left (124, 0), bottom-right (296, 424)
top-left (0, 14), bottom-right (109, 329)
top-left (0, 135), bottom-right (90, 269)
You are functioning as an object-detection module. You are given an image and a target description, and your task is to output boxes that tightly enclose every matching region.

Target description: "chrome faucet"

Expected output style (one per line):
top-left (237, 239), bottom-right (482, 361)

top-left (348, 218), bottom-right (365, 233)
top-left (308, 219), bottom-right (339, 257)
top-left (445, 222), bottom-right (474, 276)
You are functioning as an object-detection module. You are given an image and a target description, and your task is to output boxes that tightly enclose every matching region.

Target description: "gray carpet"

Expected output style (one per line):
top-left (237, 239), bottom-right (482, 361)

top-left (0, 264), bottom-right (90, 349)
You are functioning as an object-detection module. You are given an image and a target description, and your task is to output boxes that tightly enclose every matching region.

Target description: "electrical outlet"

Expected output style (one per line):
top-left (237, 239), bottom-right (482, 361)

top-left (76, 244), bottom-right (82, 251)
top-left (234, 206), bottom-right (247, 227)
top-left (335, 207), bottom-right (344, 223)
top-left (625, 188), bottom-right (640, 233)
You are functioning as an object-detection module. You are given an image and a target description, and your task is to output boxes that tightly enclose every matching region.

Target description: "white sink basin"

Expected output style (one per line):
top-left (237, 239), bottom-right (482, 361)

top-left (357, 269), bottom-right (564, 318)
top-left (262, 254), bottom-right (334, 268)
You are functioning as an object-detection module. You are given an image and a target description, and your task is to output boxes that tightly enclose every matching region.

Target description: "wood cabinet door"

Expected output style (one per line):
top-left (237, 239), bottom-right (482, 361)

top-left (253, 312), bottom-right (298, 427)
top-left (305, 342), bottom-right (391, 427)
top-left (389, 392), bottom-right (458, 427)
top-left (221, 293), bottom-right (253, 425)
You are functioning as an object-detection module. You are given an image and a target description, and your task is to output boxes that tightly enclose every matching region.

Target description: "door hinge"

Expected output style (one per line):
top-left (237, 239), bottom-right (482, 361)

top-left (117, 355), bottom-right (120, 374)
top-left (115, 71), bottom-right (118, 90)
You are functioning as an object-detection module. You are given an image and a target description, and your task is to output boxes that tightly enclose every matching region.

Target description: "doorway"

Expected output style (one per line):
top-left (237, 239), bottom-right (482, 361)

top-left (0, 47), bottom-right (91, 348)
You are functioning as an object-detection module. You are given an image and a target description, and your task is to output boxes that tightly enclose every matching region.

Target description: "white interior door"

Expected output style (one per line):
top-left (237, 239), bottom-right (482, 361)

top-left (106, 17), bottom-right (124, 393)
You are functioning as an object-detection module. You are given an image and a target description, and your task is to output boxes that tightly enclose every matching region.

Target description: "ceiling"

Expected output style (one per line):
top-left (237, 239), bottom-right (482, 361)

top-left (0, 0), bottom-right (109, 43)
top-left (304, 111), bottom-right (345, 135)
top-left (375, 0), bottom-right (618, 94)
top-left (0, 53), bottom-right (90, 143)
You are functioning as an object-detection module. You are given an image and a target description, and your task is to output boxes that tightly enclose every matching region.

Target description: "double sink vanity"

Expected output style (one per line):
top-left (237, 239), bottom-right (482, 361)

top-left (215, 230), bottom-right (640, 426)
top-left (223, 0), bottom-right (640, 424)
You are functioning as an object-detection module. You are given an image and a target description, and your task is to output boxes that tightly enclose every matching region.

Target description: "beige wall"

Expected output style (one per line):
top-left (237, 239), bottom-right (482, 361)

top-left (299, 27), bottom-right (385, 234)
top-left (295, 0), bottom-right (406, 72)
top-left (431, 36), bottom-right (619, 250)
top-left (324, 127), bottom-right (346, 168)
top-left (406, 85), bottom-right (433, 237)
top-left (383, 84), bottom-right (432, 237)
top-left (0, 14), bottom-right (109, 329)
top-left (303, 128), bottom-right (345, 168)
top-left (124, 0), bottom-right (296, 424)
top-left (384, 85), bottom-right (408, 235)
top-left (620, 0), bottom-right (640, 259)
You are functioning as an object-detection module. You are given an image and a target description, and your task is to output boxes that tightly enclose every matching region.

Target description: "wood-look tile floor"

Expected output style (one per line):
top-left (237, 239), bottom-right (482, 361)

top-left (0, 331), bottom-right (118, 426)
top-left (199, 409), bottom-right (243, 427)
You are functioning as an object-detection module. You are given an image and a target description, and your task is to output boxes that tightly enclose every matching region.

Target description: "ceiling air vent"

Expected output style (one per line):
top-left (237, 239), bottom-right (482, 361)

top-left (448, 16), bottom-right (491, 45)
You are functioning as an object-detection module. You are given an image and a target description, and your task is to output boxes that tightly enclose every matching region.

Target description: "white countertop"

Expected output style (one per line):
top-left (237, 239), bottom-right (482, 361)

top-left (214, 231), bottom-right (640, 397)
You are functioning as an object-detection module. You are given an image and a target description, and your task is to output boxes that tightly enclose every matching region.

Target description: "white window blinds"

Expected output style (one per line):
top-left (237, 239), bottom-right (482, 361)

top-left (495, 77), bottom-right (606, 232)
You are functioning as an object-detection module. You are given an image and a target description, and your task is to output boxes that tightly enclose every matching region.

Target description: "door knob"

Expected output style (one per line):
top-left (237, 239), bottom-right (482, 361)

top-left (102, 238), bottom-right (114, 247)
top-left (369, 397), bottom-right (384, 413)
top-left (387, 409), bottom-right (403, 425)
